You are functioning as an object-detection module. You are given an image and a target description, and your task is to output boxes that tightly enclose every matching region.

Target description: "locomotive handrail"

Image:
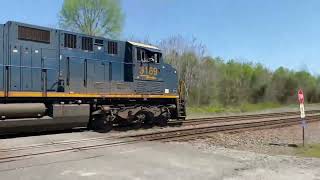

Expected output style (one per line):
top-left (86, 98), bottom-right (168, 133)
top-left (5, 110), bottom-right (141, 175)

top-left (42, 57), bottom-right (57, 60)
top-left (64, 55), bottom-right (135, 65)
top-left (178, 80), bottom-right (186, 101)
top-left (3, 64), bottom-right (56, 70)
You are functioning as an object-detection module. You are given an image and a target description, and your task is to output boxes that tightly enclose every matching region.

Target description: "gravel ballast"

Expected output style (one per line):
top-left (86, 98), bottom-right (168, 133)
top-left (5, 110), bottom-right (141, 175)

top-left (185, 120), bottom-right (320, 156)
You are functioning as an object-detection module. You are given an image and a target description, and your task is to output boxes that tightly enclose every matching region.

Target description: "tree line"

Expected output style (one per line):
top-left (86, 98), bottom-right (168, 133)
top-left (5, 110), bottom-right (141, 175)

top-left (159, 35), bottom-right (320, 107)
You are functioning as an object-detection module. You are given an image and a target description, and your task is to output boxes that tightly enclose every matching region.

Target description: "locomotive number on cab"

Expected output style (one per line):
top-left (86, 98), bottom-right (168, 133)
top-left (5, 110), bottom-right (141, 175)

top-left (139, 66), bottom-right (159, 76)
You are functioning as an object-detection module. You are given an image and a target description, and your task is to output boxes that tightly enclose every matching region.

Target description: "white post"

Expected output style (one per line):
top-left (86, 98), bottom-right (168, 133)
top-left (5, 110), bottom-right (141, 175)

top-left (300, 103), bottom-right (306, 147)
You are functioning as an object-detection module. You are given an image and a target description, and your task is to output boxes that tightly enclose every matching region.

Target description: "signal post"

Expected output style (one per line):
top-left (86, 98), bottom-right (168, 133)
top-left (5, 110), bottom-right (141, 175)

top-left (298, 89), bottom-right (306, 147)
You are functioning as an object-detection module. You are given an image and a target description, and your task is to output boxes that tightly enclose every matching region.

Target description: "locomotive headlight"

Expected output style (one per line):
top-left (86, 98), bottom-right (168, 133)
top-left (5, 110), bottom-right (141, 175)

top-left (174, 71), bottom-right (177, 74)
top-left (97, 46), bottom-right (102, 50)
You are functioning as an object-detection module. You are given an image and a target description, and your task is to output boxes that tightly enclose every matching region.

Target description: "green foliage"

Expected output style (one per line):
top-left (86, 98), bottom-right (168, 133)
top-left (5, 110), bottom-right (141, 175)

top-left (296, 144), bottom-right (320, 158)
top-left (188, 102), bottom-right (281, 114)
top-left (160, 35), bottom-right (320, 108)
top-left (238, 102), bottom-right (282, 112)
top-left (59, 0), bottom-right (124, 37)
top-left (188, 105), bottom-right (230, 114)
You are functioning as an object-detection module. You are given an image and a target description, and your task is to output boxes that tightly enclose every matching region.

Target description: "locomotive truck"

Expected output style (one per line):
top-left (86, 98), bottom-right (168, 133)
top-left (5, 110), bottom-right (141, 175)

top-left (0, 21), bottom-right (186, 134)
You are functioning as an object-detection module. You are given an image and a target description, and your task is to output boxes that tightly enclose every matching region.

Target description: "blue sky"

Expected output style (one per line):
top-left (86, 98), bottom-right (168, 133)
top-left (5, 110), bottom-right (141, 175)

top-left (0, 0), bottom-right (319, 74)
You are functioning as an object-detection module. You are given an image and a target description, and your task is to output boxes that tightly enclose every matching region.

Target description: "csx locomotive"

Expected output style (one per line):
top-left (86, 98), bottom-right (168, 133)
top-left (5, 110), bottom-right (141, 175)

top-left (0, 21), bottom-right (186, 133)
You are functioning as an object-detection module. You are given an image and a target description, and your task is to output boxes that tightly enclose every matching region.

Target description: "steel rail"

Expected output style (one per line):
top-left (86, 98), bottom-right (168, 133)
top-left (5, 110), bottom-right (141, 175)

top-left (185, 109), bottom-right (319, 121)
top-left (148, 116), bottom-right (320, 142)
top-left (171, 110), bottom-right (320, 126)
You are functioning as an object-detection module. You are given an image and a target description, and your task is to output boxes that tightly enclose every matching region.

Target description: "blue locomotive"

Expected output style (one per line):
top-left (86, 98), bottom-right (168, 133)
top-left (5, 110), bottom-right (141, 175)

top-left (0, 21), bottom-right (186, 133)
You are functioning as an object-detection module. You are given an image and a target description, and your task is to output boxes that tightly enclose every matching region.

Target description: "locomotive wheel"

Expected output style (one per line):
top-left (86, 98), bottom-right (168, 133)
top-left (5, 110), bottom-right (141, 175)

top-left (156, 115), bottom-right (169, 127)
top-left (143, 111), bottom-right (155, 127)
top-left (156, 110), bottom-right (170, 127)
top-left (91, 114), bottom-right (113, 133)
top-left (132, 111), bottom-right (145, 129)
top-left (132, 121), bottom-right (142, 129)
top-left (133, 111), bottom-right (154, 129)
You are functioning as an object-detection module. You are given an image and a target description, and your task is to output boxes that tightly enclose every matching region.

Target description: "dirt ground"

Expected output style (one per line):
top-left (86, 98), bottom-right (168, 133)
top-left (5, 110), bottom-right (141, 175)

top-left (185, 120), bottom-right (320, 157)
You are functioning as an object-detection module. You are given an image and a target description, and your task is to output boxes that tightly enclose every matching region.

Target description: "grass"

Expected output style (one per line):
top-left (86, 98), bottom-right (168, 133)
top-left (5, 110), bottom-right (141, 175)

top-left (296, 144), bottom-right (320, 158)
top-left (187, 102), bottom-right (282, 115)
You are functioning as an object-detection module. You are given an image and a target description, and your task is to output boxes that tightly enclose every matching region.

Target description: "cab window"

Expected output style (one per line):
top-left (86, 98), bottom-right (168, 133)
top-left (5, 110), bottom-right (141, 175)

top-left (136, 48), bottom-right (161, 63)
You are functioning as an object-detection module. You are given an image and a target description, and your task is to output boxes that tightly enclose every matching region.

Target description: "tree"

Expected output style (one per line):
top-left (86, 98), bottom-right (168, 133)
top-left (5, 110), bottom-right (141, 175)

top-left (159, 35), bottom-right (207, 105)
top-left (59, 0), bottom-right (124, 37)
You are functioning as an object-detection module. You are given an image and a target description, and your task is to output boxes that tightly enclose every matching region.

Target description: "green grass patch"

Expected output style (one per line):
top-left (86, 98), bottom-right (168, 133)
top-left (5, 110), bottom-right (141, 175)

top-left (296, 144), bottom-right (320, 158)
top-left (187, 102), bottom-right (282, 115)
top-left (238, 102), bottom-right (282, 112)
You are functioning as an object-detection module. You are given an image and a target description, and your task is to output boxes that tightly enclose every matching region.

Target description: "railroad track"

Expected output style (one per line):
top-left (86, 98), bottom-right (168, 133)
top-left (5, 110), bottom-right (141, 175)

top-left (0, 111), bottom-right (319, 163)
top-left (173, 110), bottom-right (320, 126)
top-left (151, 114), bottom-right (320, 142)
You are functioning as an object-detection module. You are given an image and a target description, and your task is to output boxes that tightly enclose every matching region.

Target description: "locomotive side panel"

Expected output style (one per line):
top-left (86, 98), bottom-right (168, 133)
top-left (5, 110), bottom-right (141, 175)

top-left (0, 24), bottom-right (3, 93)
top-left (21, 46), bottom-right (32, 91)
top-left (86, 59), bottom-right (106, 93)
top-left (1, 22), bottom-right (179, 98)
top-left (162, 64), bottom-right (178, 94)
top-left (59, 30), bottom-right (130, 94)
top-left (5, 21), bottom-right (60, 94)
top-left (42, 48), bottom-right (59, 92)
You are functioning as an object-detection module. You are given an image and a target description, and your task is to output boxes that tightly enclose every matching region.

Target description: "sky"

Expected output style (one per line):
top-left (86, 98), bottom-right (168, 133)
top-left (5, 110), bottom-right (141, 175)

top-left (0, 0), bottom-right (319, 74)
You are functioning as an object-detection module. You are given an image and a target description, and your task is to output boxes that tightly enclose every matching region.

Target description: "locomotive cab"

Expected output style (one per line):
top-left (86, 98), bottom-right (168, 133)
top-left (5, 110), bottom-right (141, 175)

top-left (126, 41), bottom-right (185, 121)
top-left (127, 41), bottom-right (178, 95)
